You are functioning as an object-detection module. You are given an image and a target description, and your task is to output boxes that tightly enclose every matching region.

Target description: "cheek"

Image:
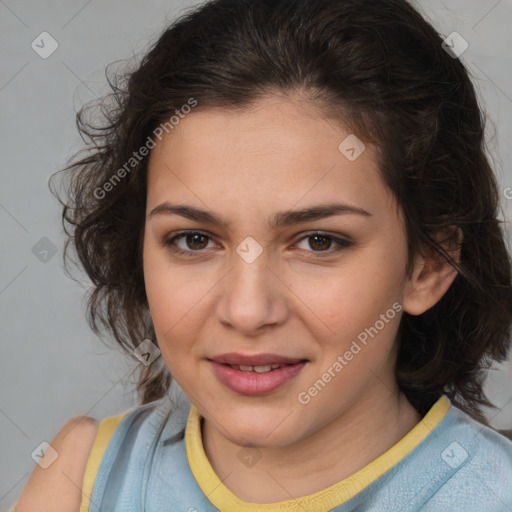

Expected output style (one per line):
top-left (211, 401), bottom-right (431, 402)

top-left (143, 243), bottom-right (212, 367)
top-left (144, 242), bottom-right (189, 326)
top-left (287, 252), bottom-right (402, 338)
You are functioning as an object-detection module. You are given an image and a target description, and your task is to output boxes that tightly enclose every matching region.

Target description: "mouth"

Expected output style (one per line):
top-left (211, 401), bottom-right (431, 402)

top-left (209, 352), bottom-right (306, 366)
top-left (221, 363), bottom-right (291, 373)
top-left (208, 353), bottom-right (308, 395)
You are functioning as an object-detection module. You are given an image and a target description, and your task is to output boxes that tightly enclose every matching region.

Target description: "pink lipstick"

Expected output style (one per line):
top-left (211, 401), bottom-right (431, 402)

top-left (209, 352), bottom-right (307, 395)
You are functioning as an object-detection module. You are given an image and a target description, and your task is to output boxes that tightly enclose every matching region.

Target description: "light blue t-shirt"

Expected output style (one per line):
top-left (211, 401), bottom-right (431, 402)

top-left (87, 393), bottom-right (512, 511)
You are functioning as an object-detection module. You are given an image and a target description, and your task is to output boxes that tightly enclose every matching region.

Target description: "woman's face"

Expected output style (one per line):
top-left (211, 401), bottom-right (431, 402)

top-left (143, 94), bottom-right (415, 447)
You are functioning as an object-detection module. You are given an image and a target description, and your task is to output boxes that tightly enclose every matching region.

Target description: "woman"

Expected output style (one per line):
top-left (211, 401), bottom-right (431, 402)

top-left (14, 0), bottom-right (512, 510)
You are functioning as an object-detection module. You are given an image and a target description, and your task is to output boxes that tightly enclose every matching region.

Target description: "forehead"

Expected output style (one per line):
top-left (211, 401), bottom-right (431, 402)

top-left (146, 95), bottom-right (394, 222)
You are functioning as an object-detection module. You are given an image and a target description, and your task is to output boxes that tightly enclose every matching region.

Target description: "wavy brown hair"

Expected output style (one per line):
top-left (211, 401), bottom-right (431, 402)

top-left (50, 0), bottom-right (512, 426)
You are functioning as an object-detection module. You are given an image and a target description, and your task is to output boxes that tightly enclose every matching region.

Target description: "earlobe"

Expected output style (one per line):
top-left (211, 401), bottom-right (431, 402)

top-left (402, 227), bottom-right (463, 316)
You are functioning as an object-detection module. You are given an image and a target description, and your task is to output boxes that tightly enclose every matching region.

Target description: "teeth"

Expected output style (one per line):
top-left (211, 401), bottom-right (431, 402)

top-left (253, 365), bottom-right (272, 373)
top-left (228, 364), bottom-right (282, 372)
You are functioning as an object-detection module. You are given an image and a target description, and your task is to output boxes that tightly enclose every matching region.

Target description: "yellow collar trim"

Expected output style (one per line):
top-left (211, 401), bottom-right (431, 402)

top-left (186, 395), bottom-right (451, 511)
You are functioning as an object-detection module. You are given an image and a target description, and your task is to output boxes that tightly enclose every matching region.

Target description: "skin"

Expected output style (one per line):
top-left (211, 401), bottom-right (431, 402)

top-left (143, 93), bottom-right (460, 503)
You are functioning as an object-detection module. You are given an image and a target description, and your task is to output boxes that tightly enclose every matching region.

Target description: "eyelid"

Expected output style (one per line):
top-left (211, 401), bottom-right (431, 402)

top-left (293, 231), bottom-right (352, 257)
top-left (162, 229), bottom-right (352, 257)
top-left (163, 230), bottom-right (219, 254)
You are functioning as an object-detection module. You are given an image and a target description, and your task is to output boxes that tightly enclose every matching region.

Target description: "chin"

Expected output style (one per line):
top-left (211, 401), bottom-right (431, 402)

top-left (216, 413), bottom-right (303, 448)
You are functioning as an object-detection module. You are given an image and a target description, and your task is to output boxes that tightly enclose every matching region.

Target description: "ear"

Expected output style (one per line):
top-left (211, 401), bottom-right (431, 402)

top-left (402, 226), bottom-right (463, 316)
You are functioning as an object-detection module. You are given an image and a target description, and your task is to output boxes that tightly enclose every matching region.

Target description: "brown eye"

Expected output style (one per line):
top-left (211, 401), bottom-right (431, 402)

top-left (308, 234), bottom-right (332, 251)
top-left (183, 233), bottom-right (209, 250)
top-left (163, 231), bottom-right (214, 255)
top-left (295, 232), bottom-right (352, 257)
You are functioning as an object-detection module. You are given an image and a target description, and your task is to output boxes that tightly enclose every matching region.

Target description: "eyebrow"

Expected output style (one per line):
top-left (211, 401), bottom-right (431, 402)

top-left (148, 201), bottom-right (372, 229)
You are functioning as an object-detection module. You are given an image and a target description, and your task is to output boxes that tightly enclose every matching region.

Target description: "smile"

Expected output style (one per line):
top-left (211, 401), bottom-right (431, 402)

top-left (227, 364), bottom-right (282, 372)
top-left (209, 359), bottom-right (307, 395)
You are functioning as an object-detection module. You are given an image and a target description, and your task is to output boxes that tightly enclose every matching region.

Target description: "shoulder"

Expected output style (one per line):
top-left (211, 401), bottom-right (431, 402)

top-left (14, 416), bottom-right (100, 512)
top-left (448, 405), bottom-right (512, 470)
top-left (427, 405), bottom-right (512, 510)
top-left (76, 397), bottom-right (190, 510)
top-left (463, 416), bottom-right (512, 490)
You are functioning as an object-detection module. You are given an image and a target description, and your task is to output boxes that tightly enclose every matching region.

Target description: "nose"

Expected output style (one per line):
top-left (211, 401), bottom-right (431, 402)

top-left (216, 246), bottom-right (289, 336)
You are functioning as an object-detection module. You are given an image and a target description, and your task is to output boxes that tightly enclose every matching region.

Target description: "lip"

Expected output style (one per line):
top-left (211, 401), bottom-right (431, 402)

top-left (209, 355), bottom-right (307, 396)
top-left (210, 352), bottom-right (306, 366)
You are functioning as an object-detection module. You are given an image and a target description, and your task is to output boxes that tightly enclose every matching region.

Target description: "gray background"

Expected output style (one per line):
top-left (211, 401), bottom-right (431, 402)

top-left (1, 1), bottom-right (511, 510)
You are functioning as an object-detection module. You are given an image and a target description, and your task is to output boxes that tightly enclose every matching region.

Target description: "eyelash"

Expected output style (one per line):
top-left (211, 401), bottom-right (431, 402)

top-left (162, 230), bottom-right (352, 258)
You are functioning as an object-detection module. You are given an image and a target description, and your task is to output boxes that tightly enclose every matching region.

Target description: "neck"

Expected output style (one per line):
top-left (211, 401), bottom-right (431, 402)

top-left (201, 380), bottom-right (422, 504)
